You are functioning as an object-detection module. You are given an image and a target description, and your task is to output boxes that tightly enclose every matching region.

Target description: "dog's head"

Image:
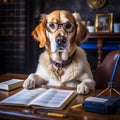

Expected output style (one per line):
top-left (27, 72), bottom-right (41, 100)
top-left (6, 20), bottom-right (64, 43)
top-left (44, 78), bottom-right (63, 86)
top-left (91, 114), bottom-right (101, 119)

top-left (32, 10), bottom-right (88, 61)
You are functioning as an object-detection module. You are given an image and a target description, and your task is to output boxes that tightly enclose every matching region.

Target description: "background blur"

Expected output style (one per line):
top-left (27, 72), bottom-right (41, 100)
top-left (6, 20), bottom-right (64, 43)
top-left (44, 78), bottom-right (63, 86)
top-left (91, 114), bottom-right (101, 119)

top-left (0, 0), bottom-right (120, 74)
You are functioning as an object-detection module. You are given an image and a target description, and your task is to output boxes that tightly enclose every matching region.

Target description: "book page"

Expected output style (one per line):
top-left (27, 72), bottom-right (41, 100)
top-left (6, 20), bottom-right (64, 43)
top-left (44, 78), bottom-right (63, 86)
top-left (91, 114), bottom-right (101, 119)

top-left (30, 88), bottom-right (76, 109)
top-left (0, 88), bottom-right (47, 106)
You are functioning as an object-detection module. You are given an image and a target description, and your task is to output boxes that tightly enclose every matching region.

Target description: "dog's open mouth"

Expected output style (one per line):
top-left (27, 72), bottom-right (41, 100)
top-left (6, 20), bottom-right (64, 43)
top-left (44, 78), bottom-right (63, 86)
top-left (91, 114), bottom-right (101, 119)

top-left (56, 46), bottom-right (66, 52)
top-left (51, 47), bottom-right (65, 53)
top-left (58, 47), bottom-right (64, 50)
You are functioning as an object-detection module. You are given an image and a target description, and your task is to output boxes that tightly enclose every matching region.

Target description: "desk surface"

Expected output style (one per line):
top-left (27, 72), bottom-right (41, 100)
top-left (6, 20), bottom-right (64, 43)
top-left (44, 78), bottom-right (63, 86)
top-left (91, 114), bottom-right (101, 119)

top-left (0, 73), bottom-right (120, 120)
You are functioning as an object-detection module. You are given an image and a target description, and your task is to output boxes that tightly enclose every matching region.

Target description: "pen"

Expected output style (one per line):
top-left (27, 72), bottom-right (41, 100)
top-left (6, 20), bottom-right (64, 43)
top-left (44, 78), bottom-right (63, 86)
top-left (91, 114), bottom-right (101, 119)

top-left (33, 109), bottom-right (66, 118)
top-left (48, 112), bottom-right (66, 117)
top-left (71, 103), bottom-right (83, 109)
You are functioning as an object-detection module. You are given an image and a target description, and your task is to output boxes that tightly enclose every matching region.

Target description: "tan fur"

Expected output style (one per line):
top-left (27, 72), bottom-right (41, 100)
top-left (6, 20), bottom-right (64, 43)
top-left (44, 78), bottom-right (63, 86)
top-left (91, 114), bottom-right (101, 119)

top-left (23, 10), bottom-right (95, 94)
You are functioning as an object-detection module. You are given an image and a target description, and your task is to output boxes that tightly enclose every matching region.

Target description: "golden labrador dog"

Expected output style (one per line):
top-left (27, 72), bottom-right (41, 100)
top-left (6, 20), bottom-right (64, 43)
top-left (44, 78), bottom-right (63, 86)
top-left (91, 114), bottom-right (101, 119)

top-left (23, 10), bottom-right (95, 94)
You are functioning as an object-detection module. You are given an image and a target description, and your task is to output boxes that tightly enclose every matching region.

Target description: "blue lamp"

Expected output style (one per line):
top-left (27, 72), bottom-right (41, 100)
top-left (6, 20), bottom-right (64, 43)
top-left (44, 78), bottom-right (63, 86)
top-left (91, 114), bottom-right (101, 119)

top-left (98, 53), bottom-right (120, 96)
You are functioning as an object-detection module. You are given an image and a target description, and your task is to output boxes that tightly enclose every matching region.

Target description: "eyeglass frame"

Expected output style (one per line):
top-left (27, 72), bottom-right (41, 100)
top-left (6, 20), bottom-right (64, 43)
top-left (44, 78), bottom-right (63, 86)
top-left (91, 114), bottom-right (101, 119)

top-left (45, 22), bottom-right (77, 33)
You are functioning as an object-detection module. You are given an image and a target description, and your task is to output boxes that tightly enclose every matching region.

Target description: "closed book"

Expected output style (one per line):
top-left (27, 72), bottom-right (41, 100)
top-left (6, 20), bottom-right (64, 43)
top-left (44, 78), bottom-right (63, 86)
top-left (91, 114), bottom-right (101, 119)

top-left (0, 79), bottom-right (24, 90)
top-left (83, 96), bottom-right (120, 114)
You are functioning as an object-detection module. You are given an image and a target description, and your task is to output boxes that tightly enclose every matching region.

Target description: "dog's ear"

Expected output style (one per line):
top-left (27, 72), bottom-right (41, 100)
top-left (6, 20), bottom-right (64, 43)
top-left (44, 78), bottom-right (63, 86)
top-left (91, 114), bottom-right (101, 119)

top-left (32, 15), bottom-right (47, 48)
top-left (73, 12), bottom-right (89, 46)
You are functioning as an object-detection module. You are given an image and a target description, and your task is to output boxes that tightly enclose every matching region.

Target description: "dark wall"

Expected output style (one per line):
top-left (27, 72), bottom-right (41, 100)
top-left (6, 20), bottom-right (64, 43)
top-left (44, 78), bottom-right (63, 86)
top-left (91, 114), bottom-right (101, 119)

top-left (38, 0), bottom-right (120, 24)
top-left (0, 0), bottom-right (27, 74)
top-left (0, 0), bottom-right (120, 74)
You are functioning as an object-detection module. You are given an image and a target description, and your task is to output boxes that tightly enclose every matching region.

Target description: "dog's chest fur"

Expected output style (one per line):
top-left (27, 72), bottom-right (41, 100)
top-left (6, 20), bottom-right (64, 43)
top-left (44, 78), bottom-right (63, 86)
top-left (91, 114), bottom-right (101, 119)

top-left (37, 50), bottom-right (80, 86)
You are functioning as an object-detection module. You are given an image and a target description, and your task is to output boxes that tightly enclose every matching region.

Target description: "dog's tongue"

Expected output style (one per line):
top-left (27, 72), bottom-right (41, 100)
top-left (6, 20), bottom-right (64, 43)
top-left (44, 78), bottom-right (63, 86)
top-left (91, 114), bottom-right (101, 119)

top-left (57, 52), bottom-right (63, 61)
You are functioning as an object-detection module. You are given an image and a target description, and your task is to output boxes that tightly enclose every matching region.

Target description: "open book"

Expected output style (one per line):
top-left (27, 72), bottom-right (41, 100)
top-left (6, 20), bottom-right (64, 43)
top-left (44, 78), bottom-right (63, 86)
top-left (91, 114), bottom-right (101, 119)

top-left (0, 88), bottom-right (76, 110)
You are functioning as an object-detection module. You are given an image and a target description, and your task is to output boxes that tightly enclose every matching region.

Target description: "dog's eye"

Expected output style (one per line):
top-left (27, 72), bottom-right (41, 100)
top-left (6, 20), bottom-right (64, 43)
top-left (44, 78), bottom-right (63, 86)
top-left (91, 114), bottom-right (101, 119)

top-left (64, 22), bottom-right (72, 29)
top-left (46, 23), bottom-right (58, 33)
top-left (63, 22), bottom-right (75, 33)
top-left (49, 23), bottom-right (56, 29)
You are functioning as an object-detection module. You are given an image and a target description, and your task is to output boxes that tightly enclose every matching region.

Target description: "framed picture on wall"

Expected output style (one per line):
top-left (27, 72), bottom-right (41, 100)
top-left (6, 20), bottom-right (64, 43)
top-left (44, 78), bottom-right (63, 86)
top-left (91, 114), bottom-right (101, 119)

top-left (95, 13), bottom-right (113, 32)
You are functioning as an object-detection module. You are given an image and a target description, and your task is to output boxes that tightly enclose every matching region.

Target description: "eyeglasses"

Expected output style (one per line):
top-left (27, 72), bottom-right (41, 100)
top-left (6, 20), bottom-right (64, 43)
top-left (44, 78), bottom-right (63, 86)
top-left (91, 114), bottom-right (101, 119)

top-left (45, 22), bottom-right (77, 33)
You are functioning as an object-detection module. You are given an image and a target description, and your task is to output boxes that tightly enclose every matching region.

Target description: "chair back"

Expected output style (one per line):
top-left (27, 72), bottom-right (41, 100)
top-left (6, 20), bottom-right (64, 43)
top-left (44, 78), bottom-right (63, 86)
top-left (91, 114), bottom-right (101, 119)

top-left (94, 50), bottom-right (120, 90)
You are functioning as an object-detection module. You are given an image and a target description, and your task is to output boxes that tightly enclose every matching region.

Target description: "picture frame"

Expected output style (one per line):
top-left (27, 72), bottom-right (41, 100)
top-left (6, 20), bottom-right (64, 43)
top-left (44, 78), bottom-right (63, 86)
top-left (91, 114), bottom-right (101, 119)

top-left (95, 13), bottom-right (113, 32)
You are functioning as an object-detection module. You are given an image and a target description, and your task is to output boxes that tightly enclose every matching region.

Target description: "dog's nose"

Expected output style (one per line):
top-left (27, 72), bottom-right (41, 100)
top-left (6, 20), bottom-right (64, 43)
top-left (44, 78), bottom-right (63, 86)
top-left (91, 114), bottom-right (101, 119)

top-left (56, 36), bottom-right (66, 45)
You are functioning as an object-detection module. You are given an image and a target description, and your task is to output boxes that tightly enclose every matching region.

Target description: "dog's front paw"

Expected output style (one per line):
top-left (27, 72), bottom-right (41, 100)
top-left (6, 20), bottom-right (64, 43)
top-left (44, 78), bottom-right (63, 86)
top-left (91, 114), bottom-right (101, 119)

top-left (77, 80), bottom-right (95, 94)
top-left (23, 74), bottom-right (44, 89)
top-left (23, 78), bottom-right (36, 89)
top-left (77, 83), bottom-right (89, 94)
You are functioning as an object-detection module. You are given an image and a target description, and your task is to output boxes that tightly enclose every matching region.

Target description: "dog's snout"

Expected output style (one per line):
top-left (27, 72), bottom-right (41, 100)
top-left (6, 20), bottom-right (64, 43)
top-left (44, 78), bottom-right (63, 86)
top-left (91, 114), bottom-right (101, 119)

top-left (56, 36), bottom-right (66, 45)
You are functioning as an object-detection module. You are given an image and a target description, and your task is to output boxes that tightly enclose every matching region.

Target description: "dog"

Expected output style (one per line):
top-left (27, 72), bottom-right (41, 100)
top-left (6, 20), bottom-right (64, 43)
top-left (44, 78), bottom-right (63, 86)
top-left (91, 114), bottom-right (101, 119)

top-left (23, 10), bottom-right (95, 94)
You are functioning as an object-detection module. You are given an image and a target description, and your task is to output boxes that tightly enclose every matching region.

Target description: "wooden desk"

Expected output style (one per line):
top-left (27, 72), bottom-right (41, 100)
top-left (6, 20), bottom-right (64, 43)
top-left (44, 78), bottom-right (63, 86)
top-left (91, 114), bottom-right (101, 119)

top-left (88, 32), bottom-right (120, 66)
top-left (0, 73), bottom-right (120, 120)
